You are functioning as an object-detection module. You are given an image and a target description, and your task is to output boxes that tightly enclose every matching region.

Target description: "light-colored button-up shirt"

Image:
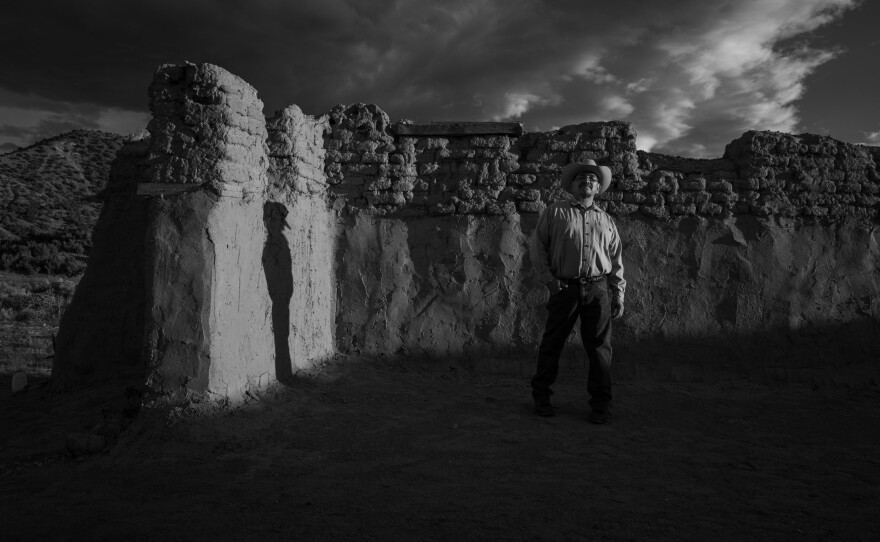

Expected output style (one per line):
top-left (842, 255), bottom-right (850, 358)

top-left (530, 198), bottom-right (626, 301)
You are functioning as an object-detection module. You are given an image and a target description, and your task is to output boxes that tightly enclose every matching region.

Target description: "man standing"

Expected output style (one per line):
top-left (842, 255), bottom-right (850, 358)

top-left (529, 160), bottom-right (626, 424)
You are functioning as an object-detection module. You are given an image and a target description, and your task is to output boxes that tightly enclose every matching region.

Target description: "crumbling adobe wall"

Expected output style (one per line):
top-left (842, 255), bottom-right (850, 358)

top-left (324, 106), bottom-right (879, 221)
top-left (264, 105), bottom-right (336, 378)
top-left (326, 104), bottom-right (880, 383)
top-left (324, 105), bottom-right (638, 217)
top-left (619, 217), bottom-right (879, 383)
top-left (54, 64), bottom-right (276, 398)
top-left (141, 64), bottom-right (276, 397)
top-left (143, 66), bottom-right (339, 394)
top-left (636, 131), bottom-right (880, 220)
top-left (54, 63), bottom-right (340, 398)
top-left (53, 63), bottom-right (880, 397)
top-left (326, 106), bottom-right (641, 369)
top-left (53, 133), bottom-right (151, 387)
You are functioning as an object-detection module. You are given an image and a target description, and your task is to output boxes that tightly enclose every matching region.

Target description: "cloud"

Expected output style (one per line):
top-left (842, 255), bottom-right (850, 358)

top-left (0, 142), bottom-right (19, 154)
top-left (493, 93), bottom-right (541, 120)
top-left (862, 130), bottom-right (880, 146)
top-left (94, 108), bottom-right (151, 136)
top-left (599, 96), bottom-right (635, 119)
top-left (490, 91), bottom-right (562, 121)
top-left (626, 79), bottom-right (652, 94)
top-left (570, 54), bottom-right (619, 84)
top-left (0, 107), bottom-right (100, 148)
top-left (0, 89), bottom-right (149, 149)
top-left (0, 0), bottom-right (861, 156)
top-left (624, 0), bottom-right (856, 155)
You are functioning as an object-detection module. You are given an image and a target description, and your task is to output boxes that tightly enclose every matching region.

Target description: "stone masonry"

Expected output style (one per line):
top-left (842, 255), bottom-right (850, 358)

top-left (53, 63), bottom-right (880, 400)
top-left (324, 103), bottom-right (879, 223)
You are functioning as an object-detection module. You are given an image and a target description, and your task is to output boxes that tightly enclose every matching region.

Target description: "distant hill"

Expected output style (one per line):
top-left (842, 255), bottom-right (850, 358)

top-left (0, 130), bottom-right (124, 276)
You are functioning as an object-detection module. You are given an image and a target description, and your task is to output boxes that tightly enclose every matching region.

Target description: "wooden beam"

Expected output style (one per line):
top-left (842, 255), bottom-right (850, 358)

top-left (394, 122), bottom-right (524, 136)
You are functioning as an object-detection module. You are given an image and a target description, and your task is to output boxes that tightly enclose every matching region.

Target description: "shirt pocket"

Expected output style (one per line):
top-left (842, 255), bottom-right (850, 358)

top-left (599, 220), bottom-right (614, 244)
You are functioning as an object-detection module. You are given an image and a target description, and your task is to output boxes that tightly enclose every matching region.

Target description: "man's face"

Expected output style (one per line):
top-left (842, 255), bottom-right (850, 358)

top-left (570, 171), bottom-right (600, 198)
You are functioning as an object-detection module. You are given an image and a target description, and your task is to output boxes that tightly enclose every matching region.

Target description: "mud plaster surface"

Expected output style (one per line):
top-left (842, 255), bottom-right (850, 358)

top-left (3, 358), bottom-right (879, 541)
top-left (143, 192), bottom-right (274, 397)
top-left (336, 213), bottom-right (880, 385)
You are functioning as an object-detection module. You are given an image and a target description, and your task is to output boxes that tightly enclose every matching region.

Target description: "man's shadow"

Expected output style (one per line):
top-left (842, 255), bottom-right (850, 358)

top-left (262, 201), bottom-right (294, 383)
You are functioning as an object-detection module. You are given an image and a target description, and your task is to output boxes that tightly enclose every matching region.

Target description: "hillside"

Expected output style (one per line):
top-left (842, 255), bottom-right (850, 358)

top-left (0, 130), bottom-right (124, 275)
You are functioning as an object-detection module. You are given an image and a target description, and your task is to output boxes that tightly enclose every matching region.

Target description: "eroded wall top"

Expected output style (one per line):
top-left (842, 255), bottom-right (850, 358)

top-left (146, 63), bottom-right (268, 197)
top-left (317, 103), bottom-right (879, 223)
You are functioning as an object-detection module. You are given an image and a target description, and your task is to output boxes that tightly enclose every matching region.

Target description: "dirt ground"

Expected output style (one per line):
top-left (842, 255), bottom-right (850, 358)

top-left (2, 356), bottom-right (879, 541)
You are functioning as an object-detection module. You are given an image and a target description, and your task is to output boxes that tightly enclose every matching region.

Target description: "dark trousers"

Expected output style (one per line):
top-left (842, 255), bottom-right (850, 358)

top-left (531, 280), bottom-right (613, 412)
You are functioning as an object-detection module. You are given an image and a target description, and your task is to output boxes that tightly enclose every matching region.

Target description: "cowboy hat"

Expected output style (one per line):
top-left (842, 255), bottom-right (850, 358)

top-left (561, 160), bottom-right (612, 194)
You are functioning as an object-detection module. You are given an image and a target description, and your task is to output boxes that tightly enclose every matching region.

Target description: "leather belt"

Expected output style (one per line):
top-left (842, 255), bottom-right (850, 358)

top-left (561, 275), bottom-right (607, 284)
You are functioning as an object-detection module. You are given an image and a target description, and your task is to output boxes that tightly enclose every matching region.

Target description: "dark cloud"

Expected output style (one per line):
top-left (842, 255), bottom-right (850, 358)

top-left (0, 0), bottom-right (867, 156)
top-left (0, 142), bottom-right (20, 154)
top-left (0, 124), bottom-right (32, 139)
top-left (0, 113), bottom-right (99, 145)
top-left (0, 0), bottom-right (406, 112)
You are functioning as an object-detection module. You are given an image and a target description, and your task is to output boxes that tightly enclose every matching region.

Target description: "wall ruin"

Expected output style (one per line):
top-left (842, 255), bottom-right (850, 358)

top-left (264, 105), bottom-right (337, 379)
top-left (325, 103), bottom-right (880, 383)
top-left (53, 62), bottom-right (880, 399)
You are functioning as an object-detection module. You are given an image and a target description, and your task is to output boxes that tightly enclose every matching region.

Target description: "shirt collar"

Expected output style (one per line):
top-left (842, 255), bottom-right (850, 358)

top-left (565, 194), bottom-right (600, 212)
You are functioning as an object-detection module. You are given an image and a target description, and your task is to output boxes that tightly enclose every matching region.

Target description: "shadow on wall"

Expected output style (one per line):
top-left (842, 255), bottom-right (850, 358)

top-left (51, 138), bottom-right (150, 388)
top-left (262, 202), bottom-right (294, 382)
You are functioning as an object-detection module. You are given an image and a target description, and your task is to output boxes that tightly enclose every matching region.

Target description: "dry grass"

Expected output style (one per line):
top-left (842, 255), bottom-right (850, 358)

top-left (0, 331), bottom-right (53, 376)
top-left (0, 272), bottom-right (76, 376)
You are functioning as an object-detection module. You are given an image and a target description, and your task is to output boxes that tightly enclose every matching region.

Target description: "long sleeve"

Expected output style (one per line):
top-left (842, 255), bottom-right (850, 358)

top-left (607, 221), bottom-right (626, 302)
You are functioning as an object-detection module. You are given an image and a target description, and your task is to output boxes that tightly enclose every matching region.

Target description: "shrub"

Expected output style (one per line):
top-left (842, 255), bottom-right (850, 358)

top-left (2, 293), bottom-right (33, 311)
top-left (14, 307), bottom-right (39, 322)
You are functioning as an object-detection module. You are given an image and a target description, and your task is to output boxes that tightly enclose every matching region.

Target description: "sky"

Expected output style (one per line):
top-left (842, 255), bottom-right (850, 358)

top-left (0, 0), bottom-right (877, 158)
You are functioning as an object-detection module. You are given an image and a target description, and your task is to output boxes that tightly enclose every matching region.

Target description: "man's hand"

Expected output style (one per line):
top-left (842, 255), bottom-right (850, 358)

top-left (546, 279), bottom-right (567, 295)
top-left (611, 297), bottom-right (624, 319)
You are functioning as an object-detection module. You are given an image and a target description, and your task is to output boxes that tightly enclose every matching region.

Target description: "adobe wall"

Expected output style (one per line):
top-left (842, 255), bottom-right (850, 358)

top-left (265, 105), bottom-right (337, 378)
top-left (55, 63), bottom-right (340, 398)
top-left (327, 104), bottom-right (880, 383)
top-left (53, 62), bottom-right (880, 399)
top-left (324, 105), bottom-right (879, 220)
top-left (53, 134), bottom-right (151, 386)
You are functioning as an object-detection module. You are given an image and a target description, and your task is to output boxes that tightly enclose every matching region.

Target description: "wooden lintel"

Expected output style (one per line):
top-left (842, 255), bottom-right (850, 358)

top-left (136, 183), bottom-right (203, 197)
top-left (394, 122), bottom-right (524, 137)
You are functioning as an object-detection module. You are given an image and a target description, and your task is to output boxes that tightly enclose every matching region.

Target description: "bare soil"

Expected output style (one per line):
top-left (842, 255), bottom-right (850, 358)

top-left (2, 357), bottom-right (879, 541)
